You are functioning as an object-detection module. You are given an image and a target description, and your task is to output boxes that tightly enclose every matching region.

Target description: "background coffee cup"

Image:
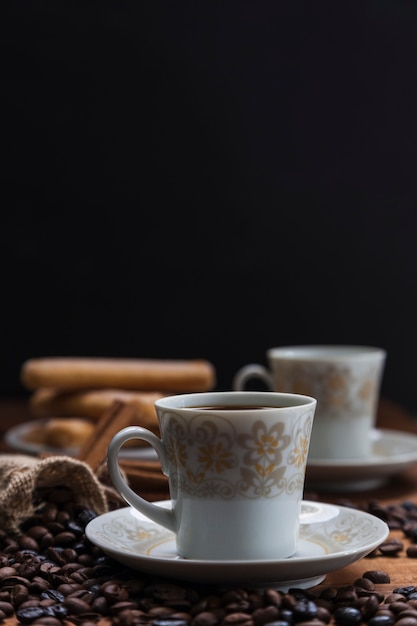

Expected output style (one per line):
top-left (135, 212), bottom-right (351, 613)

top-left (233, 346), bottom-right (386, 460)
top-left (107, 391), bottom-right (316, 561)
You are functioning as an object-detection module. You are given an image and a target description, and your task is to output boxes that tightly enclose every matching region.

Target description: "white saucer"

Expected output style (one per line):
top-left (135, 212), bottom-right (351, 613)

top-left (4, 420), bottom-right (158, 461)
top-left (306, 428), bottom-right (417, 491)
top-left (85, 500), bottom-right (388, 590)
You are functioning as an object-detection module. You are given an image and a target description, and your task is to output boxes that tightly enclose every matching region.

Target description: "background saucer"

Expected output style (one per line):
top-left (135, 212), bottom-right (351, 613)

top-left (306, 428), bottom-right (417, 490)
top-left (4, 419), bottom-right (158, 460)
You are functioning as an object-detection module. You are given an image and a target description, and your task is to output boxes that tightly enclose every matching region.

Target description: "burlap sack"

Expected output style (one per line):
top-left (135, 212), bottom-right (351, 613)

top-left (0, 453), bottom-right (110, 534)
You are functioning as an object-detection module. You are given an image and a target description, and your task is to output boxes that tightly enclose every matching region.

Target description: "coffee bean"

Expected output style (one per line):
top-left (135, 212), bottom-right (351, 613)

top-left (394, 587), bottom-right (417, 596)
top-left (405, 527), bottom-right (417, 543)
top-left (363, 571), bottom-right (391, 584)
top-left (355, 578), bottom-right (376, 591)
top-left (334, 606), bottom-right (362, 625)
top-left (116, 608), bottom-right (148, 625)
top-left (77, 508), bottom-right (97, 526)
top-left (247, 593), bottom-right (263, 612)
top-left (359, 594), bottom-right (380, 620)
top-left (375, 609), bottom-right (395, 619)
top-left (318, 588), bottom-right (337, 603)
top-left (222, 613), bottom-right (254, 626)
top-left (101, 581), bottom-right (129, 603)
top-left (378, 539), bottom-right (404, 556)
top-left (40, 589), bottom-right (65, 603)
top-left (63, 595), bottom-right (93, 614)
top-left (45, 519), bottom-right (64, 535)
top-left (278, 609), bottom-right (294, 625)
top-left (226, 601), bottom-right (251, 613)
top-left (192, 610), bottom-right (222, 626)
top-left (39, 533), bottom-right (54, 551)
top-left (47, 603), bottom-right (68, 620)
top-left (395, 618), bottom-right (417, 626)
top-left (368, 614), bottom-right (395, 626)
top-left (0, 566), bottom-right (17, 579)
top-left (252, 605), bottom-right (280, 625)
top-left (384, 593), bottom-right (407, 604)
top-left (18, 535), bottom-right (40, 552)
top-left (388, 602), bottom-right (411, 615)
top-left (10, 583), bottom-right (29, 606)
top-left (292, 599), bottom-right (318, 621)
top-left (315, 606), bottom-right (331, 623)
top-left (398, 610), bottom-right (417, 619)
top-left (263, 590), bottom-right (282, 608)
top-left (16, 605), bottom-right (48, 623)
top-left (54, 531), bottom-right (76, 546)
top-left (335, 587), bottom-right (358, 605)
top-left (0, 599), bottom-right (14, 616)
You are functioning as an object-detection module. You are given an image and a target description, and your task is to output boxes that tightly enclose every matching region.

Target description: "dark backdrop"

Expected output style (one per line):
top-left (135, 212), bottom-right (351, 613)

top-left (1, 1), bottom-right (417, 412)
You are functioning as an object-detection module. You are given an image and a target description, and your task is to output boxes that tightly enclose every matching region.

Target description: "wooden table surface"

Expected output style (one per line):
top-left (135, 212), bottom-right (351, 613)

top-left (1, 396), bottom-right (417, 624)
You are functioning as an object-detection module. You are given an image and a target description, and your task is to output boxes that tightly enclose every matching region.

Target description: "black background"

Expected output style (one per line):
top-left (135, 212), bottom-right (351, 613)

top-left (1, 1), bottom-right (417, 411)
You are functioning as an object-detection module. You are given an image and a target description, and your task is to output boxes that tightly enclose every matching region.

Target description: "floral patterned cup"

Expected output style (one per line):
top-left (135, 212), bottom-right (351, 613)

top-left (107, 391), bottom-right (316, 560)
top-left (233, 346), bottom-right (386, 460)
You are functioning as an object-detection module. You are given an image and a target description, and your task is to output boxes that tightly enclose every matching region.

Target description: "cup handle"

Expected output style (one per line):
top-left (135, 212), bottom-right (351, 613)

top-left (232, 364), bottom-right (274, 391)
top-left (107, 426), bottom-right (176, 533)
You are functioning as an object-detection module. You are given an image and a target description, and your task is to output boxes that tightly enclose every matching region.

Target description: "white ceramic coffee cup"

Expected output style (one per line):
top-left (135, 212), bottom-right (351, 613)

top-left (233, 346), bottom-right (386, 460)
top-left (107, 391), bottom-right (316, 561)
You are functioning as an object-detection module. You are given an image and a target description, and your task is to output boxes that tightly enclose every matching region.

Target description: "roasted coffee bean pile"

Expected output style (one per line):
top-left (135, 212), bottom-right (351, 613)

top-left (1, 490), bottom-right (417, 626)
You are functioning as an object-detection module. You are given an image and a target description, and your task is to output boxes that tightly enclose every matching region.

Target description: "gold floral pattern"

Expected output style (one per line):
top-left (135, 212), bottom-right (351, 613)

top-left (274, 360), bottom-right (383, 418)
top-left (198, 442), bottom-right (236, 474)
top-left (299, 509), bottom-right (384, 550)
top-left (289, 433), bottom-right (310, 469)
top-left (160, 408), bottom-right (314, 500)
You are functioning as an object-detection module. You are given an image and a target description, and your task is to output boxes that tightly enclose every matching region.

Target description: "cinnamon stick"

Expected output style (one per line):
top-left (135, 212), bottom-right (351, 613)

top-left (77, 400), bottom-right (139, 472)
top-left (119, 458), bottom-right (168, 491)
top-left (120, 475), bottom-right (169, 502)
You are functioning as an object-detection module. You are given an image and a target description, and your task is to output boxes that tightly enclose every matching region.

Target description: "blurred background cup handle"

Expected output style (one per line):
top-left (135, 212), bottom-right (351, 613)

top-left (232, 364), bottom-right (274, 391)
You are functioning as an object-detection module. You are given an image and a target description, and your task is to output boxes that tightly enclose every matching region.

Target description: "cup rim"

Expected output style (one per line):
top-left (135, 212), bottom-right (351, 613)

top-left (266, 345), bottom-right (386, 362)
top-left (155, 390), bottom-right (317, 411)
